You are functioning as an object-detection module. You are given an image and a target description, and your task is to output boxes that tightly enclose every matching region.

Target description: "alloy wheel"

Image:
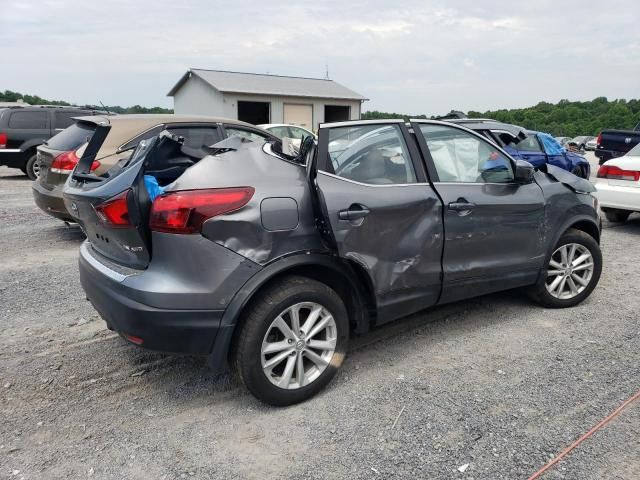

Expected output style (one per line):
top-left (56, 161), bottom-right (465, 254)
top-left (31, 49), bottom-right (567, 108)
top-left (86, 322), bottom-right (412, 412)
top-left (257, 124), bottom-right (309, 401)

top-left (545, 243), bottom-right (594, 299)
top-left (261, 302), bottom-right (337, 390)
top-left (32, 158), bottom-right (41, 178)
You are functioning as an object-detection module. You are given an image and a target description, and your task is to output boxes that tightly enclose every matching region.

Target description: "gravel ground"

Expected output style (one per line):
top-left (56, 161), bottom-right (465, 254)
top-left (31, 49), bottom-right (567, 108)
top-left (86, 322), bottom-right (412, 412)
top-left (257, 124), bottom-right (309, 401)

top-left (1, 160), bottom-right (638, 480)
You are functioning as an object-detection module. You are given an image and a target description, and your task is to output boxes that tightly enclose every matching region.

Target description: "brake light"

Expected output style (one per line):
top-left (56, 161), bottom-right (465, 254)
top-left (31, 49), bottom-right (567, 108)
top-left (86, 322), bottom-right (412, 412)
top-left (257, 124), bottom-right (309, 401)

top-left (596, 132), bottom-right (602, 146)
top-left (597, 165), bottom-right (640, 181)
top-left (149, 187), bottom-right (254, 234)
top-left (51, 150), bottom-right (100, 174)
top-left (0, 133), bottom-right (6, 149)
top-left (94, 190), bottom-right (132, 227)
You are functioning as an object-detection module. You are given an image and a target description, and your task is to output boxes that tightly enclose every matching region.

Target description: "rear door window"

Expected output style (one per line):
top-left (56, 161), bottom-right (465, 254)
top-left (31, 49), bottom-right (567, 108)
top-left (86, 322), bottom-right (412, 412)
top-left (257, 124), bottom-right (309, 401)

top-left (119, 125), bottom-right (164, 152)
top-left (516, 136), bottom-right (543, 152)
top-left (225, 127), bottom-right (270, 143)
top-left (47, 122), bottom-right (96, 151)
top-left (325, 124), bottom-right (417, 184)
top-left (167, 126), bottom-right (222, 157)
top-left (8, 110), bottom-right (48, 129)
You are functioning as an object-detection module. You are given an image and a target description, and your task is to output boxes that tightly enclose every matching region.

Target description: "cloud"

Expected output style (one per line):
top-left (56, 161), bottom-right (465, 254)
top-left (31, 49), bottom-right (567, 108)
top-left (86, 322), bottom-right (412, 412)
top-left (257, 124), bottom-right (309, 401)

top-left (0, 0), bottom-right (639, 115)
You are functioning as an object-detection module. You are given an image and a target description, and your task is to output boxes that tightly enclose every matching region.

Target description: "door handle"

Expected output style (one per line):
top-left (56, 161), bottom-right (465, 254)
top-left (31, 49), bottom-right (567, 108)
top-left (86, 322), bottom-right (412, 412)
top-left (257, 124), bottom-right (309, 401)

top-left (338, 204), bottom-right (370, 221)
top-left (448, 200), bottom-right (476, 212)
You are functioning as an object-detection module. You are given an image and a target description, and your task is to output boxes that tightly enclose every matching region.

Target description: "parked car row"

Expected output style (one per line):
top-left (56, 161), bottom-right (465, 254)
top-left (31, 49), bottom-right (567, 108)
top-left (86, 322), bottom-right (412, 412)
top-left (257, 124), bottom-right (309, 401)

top-left (0, 105), bottom-right (105, 179)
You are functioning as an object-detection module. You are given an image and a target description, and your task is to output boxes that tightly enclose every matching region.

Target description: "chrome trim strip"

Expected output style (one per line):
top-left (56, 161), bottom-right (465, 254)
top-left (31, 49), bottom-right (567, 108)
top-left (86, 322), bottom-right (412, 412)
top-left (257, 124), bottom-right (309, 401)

top-left (0, 149), bottom-right (21, 153)
top-left (318, 170), bottom-right (430, 187)
top-left (80, 242), bottom-right (135, 282)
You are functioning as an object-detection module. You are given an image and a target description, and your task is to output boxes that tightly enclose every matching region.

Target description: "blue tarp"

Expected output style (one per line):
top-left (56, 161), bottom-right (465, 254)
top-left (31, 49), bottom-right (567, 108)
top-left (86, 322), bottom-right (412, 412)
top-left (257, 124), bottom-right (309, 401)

top-left (144, 175), bottom-right (165, 202)
top-left (537, 132), bottom-right (566, 155)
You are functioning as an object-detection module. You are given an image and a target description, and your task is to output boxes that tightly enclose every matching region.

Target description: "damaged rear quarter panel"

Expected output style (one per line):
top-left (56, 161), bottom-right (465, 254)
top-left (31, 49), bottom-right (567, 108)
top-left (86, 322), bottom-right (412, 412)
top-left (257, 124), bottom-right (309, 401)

top-left (169, 145), bottom-right (324, 264)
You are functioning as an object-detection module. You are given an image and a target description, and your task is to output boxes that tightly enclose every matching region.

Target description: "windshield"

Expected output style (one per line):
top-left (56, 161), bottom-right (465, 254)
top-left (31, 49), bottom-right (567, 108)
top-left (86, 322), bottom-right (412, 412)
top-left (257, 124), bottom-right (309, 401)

top-left (47, 122), bottom-right (96, 151)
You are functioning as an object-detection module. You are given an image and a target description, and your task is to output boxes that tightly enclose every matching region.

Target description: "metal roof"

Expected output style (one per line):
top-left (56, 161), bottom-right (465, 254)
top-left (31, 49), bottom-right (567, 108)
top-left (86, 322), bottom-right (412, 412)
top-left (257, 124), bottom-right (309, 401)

top-left (168, 69), bottom-right (367, 101)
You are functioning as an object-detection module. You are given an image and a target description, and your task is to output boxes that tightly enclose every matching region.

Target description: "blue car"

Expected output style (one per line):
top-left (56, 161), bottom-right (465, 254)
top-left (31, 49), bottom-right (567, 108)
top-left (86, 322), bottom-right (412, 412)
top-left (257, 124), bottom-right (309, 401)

top-left (451, 119), bottom-right (591, 179)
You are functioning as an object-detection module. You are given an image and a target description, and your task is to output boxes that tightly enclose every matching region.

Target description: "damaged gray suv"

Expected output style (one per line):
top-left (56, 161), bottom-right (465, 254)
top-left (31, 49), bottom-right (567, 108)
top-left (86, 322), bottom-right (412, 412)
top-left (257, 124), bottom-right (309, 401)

top-left (63, 119), bottom-right (603, 406)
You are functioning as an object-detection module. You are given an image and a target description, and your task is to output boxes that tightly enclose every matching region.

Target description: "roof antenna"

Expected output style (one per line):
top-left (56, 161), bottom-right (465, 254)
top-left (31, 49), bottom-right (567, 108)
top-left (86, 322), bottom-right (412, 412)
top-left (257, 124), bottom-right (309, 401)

top-left (324, 61), bottom-right (330, 80)
top-left (99, 101), bottom-right (112, 115)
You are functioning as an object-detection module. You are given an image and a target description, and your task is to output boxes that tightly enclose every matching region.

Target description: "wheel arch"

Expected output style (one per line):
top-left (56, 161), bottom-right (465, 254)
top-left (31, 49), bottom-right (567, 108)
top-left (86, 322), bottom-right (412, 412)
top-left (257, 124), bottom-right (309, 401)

top-left (207, 252), bottom-right (376, 372)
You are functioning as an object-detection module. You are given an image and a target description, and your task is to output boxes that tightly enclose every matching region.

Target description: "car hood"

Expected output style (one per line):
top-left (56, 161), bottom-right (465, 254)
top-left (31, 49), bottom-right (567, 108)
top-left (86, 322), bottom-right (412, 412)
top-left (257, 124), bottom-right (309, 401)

top-left (542, 164), bottom-right (595, 193)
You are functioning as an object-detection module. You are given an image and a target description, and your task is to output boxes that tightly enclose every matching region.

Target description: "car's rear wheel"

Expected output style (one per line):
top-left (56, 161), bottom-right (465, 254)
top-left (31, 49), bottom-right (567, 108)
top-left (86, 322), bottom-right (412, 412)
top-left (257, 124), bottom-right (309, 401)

top-left (529, 229), bottom-right (602, 308)
top-left (603, 208), bottom-right (631, 223)
top-left (25, 153), bottom-right (41, 180)
top-left (570, 165), bottom-right (585, 178)
top-left (233, 276), bottom-right (349, 406)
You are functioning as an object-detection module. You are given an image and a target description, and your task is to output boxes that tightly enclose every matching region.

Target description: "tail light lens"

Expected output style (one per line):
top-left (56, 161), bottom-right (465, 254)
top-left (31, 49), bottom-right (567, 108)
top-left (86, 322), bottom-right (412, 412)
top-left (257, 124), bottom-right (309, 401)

top-left (51, 150), bottom-right (100, 174)
top-left (94, 190), bottom-right (133, 227)
top-left (0, 133), bottom-right (7, 149)
top-left (150, 187), bottom-right (254, 234)
top-left (597, 165), bottom-right (640, 181)
top-left (596, 132), bottom-right (602, 146)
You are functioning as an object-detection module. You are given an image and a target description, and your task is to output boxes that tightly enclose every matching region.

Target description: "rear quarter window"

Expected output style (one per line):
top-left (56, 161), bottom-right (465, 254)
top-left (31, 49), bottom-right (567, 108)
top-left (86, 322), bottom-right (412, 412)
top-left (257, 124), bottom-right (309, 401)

top-left (8, 110), bottom-right (48, 129)
top-left (47, 122), bottom-right (96, 151)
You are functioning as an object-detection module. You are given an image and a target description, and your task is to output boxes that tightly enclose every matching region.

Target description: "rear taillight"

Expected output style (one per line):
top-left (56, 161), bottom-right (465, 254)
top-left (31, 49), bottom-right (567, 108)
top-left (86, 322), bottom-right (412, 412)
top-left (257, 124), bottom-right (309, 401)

top-left (149, 187), bottom-right (254, 234)
top-left (51, 150), bottom-right (100, 174)
top-left (94, 190), bottom-right (133, 227)
top-left (596, 132), bottom-right (602, 146)
top-left (0, 133), bottom-right (7, 149)
top-left (597, 165), bottom-right (640, 181)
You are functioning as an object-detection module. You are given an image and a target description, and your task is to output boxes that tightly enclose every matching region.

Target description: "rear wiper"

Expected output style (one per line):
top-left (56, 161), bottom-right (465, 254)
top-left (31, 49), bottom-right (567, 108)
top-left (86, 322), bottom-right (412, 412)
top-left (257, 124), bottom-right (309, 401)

top-left (71, 172), bottom-right (103, 183)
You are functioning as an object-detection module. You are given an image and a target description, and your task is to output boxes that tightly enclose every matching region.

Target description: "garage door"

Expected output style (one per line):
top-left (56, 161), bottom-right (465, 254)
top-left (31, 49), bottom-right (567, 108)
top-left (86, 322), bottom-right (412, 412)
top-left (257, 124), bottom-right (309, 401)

top-left (283, 104), bottom-right (313, 130)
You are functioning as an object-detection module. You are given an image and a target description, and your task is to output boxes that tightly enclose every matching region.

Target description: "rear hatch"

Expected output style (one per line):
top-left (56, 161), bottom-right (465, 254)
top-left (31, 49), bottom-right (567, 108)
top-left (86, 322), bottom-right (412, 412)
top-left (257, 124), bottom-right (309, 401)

top-left (37, 120), bottom-right (97, 189)
top-left (63, 130), bottom-right (200, 269)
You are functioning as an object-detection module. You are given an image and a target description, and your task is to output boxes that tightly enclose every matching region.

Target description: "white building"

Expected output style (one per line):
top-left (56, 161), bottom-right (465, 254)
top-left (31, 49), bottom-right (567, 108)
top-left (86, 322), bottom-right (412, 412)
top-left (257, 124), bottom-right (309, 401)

top-left (168, 69), bottom-right (367, 131)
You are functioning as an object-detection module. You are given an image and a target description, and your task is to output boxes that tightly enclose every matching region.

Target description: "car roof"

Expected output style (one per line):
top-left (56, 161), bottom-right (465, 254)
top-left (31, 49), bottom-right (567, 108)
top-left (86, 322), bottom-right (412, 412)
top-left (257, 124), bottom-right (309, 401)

top-left (258, 123), bottom-right (312, 130)
top-left (74, 114), bottom-right (258, 153)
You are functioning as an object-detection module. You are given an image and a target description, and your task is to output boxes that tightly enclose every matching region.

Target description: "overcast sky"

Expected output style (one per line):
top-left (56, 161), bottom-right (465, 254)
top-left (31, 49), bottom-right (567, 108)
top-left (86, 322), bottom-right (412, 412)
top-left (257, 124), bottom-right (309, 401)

top-left (1, 0), bottom-right (638, 115)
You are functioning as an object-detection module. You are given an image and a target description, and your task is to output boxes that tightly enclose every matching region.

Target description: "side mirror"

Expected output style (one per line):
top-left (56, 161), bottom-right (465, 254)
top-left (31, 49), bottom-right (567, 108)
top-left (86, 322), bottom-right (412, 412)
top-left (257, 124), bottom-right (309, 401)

top-left (514, 159), bottom-right (535, 183)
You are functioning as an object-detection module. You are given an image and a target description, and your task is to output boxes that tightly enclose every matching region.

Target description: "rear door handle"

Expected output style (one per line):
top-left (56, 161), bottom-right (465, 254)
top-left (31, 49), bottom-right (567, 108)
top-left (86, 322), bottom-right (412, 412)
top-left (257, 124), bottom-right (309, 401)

top-left (448, 201), bottom-right (476, 212)
top-left (338, 204), bottom-right (370, 221)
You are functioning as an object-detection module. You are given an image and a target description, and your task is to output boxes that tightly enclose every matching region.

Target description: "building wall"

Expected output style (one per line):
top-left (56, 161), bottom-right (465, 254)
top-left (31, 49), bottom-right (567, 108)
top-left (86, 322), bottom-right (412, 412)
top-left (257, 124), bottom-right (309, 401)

top-left (220, 93), bottom-right (360, 131)
top-left (172, 79), bottom-right (361, 131)
top-left (172, 74), bottom-right (224, 116)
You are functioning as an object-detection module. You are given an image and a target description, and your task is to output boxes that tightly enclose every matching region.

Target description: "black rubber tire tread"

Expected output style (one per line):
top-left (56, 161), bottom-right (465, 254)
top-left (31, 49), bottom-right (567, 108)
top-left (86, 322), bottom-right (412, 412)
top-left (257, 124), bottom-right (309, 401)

top-left (232, 275), bottom-right (349, 406)
top-left (528, 228), bottom-right (602, 308)
top-left (25, 154), bottom-right (38, 180)
top-left (603, 208), bottom-right (631, 223)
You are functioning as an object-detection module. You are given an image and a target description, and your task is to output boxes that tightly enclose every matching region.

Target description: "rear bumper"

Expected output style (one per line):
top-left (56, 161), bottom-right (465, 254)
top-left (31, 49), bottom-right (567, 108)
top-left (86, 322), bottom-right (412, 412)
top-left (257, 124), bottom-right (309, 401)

top-left (80, 242), bottom-right (225, 355)
top-left (32, 181), bottom-right (73, 221)
top-left (594, 182), bottom-right (640, 212)
top-left (0, 150), bottom-right (27, 169)
top-left (595, 149), bottom-right (624, 164)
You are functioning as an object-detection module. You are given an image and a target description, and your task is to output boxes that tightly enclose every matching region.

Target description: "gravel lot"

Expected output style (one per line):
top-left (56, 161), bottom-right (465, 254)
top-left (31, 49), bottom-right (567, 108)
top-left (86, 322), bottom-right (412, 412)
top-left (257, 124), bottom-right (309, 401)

top-left (1, 156), bottom-right (638, 480)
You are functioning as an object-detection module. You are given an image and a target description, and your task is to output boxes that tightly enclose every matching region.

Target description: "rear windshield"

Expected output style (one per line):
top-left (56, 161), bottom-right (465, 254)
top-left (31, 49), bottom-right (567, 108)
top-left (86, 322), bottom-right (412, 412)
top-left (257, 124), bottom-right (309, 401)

top-left (47, 122), bottom-right (96, 151)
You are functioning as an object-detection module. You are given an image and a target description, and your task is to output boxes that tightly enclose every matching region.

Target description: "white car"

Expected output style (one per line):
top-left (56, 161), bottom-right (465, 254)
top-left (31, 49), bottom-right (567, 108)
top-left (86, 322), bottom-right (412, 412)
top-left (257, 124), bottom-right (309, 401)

top-left (594, 142), bottom-right (640, 222)
top-left (257, 124), bottom-right (316, 155)
top-left (585, 137), bottom-right (598, 151)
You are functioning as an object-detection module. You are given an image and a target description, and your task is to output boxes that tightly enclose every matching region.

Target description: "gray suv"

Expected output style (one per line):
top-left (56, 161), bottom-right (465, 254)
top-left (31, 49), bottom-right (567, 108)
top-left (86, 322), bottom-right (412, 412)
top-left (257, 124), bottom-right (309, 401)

top-left (63, 119), bottom-right (603, 406)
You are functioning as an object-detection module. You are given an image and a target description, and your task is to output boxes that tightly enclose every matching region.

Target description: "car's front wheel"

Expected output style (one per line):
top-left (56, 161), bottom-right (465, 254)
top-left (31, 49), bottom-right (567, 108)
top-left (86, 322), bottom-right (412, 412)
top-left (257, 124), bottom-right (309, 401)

top-left (529, 229), bottom-right (602, 308)
top-left (603, 208), bottom-right (631, 223)
top-left (233, 276), bottom-right (349, 406)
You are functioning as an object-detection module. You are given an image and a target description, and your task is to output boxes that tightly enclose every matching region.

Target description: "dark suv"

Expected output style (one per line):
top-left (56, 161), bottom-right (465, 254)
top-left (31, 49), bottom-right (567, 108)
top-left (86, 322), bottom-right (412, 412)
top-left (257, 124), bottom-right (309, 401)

top-left (0, 106), bottom-right (102, 179)
top-left (63, 119), bottom-right (603, 406)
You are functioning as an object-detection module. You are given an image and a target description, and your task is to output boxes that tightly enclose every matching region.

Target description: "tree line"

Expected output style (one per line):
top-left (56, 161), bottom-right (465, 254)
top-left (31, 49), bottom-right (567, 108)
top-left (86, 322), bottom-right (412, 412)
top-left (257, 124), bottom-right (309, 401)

top-left (0, 90), bottom-right (173, 114)
top-left (363, 97), bottom-right (640, 137)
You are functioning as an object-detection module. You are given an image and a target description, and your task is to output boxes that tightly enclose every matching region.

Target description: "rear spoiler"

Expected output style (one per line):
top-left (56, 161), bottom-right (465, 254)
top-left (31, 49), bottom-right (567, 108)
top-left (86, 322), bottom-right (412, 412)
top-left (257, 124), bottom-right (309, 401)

top-left (72, 124), bottom-right (111, 181)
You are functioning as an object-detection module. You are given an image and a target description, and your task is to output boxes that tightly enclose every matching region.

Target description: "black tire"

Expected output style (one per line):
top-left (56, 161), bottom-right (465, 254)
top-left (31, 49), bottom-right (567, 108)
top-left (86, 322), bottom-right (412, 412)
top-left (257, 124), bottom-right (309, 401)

top-left (603, 208), bottom-right (631, 223)
top-left (528, 229), bottom-right (602, 308)
top-left (25, 153), bottom-right (39, 180)
top-left (232, 276), bottom-right (349, 406)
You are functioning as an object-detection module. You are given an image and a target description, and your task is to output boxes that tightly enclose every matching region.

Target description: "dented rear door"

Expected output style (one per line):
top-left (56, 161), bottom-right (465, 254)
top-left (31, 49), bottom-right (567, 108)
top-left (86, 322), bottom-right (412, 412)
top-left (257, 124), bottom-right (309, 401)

top-left (313, 121), bottom-right (444, 324)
